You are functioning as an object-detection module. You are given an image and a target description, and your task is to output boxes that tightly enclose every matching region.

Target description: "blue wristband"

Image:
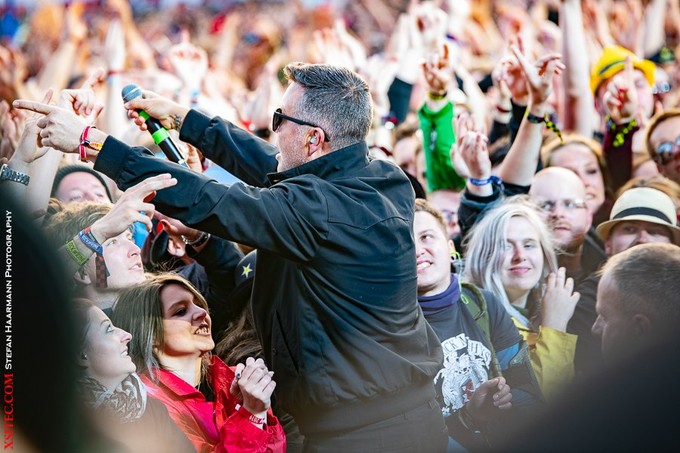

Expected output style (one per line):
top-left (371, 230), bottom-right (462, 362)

top-left (468, 176), bottom-right (500, 186)
top-left (78, 227), bottom-right (103, 255)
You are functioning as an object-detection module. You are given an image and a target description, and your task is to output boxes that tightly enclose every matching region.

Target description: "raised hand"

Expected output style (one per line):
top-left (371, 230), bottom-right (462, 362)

top-left (334, 19), bottom-right (367, 71)
top-left (601, 56), bottom-right (640, 124)
top-left (510, 41), bottom-right (564, 109)
top-left (312, 27), bottom-right (355, 69)
top-left (89, 174), bottom-right (178, 242)
top-left (500, 45), bottom-right (529, 105)
top-left (230, 357), bottom-right (276, 421)
top-left (9, 90), bottom-right (54, 166)
top-left (491, 59), bottom-right (512, 110)
top-left (60, 68), bottom-right (106, 119)
top-left (422, 43), bottom-right (453, 96)
top-left (166, 30), bottom-right (208, 92)
top-left (540, 267), bottom-right (580, 332)
top-left (0, 100), bottom-right (22, 159)
top-left (12, 99), bottom-right (87, 154)
top-left (451, 112), bottom-right (490, 181)
top-left (103, 19), bottom-right (126, 74)
top-left (122, 89), bottom-right (189, 132)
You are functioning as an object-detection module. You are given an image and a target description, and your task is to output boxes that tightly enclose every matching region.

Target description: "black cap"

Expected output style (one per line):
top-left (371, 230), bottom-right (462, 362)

top-left (51, 165), bottom-right (113, 202)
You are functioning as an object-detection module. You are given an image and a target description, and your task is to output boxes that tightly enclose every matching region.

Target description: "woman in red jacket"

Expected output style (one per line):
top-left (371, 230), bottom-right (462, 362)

top-left (73, 298), bottom-right (196, 452)
top-left (112, 273), bottom-right (285, 453)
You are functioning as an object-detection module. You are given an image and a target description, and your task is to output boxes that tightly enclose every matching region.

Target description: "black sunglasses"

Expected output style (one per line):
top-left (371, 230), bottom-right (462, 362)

top-left (272, 108), bottom-right (330, 141)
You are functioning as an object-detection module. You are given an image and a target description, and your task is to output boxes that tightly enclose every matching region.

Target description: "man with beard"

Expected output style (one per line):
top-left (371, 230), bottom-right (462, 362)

top-left (529, 167), bottom-right (606, 287)
top-left (529, 167), bottom-right (607, 380)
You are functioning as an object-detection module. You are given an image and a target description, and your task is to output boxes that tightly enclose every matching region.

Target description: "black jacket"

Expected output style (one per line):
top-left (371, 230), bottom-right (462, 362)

top-left (94, 110), bottom-right (444, 436)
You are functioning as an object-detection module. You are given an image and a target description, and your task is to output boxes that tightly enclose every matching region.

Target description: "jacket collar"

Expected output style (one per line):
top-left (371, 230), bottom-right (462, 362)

top-left (153, 356), bottom-right (225, 398)
top-left (267, 141), bottom-right (369, 185)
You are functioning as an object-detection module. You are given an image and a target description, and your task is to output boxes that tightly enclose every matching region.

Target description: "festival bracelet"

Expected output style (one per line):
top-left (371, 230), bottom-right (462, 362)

top-left (64, 239), bottom-right (90, 267)
top-left (77, 226), bottom-right (103, 255)
top-left (235, 404), bottom-right (266, 426)
top-left (468, 176), bottom-right (501, 186)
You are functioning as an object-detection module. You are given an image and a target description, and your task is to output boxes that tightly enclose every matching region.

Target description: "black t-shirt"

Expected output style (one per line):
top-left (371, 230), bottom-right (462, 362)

top-left (420, 275), bottom-right (520, 418)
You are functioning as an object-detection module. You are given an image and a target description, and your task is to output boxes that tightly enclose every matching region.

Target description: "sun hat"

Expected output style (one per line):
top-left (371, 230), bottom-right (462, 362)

top-left (596, 187), bottom-right (680, 245)
top-left (590, 45), bottom-right (656, 94)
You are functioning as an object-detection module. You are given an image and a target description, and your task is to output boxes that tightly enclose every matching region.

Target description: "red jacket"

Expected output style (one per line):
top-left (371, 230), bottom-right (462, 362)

top-left (142, 357), bottom-right (286, 453)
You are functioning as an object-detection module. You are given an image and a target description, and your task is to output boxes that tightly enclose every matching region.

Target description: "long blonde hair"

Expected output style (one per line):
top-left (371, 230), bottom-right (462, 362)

top-left (463, 196), bottom-right (558, 327)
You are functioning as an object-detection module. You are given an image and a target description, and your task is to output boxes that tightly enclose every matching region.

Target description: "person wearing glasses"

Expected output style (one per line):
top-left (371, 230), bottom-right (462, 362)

top-left (644, 108), bottom-right (680, 187)
top-left (529, 167), bottom-right (606, 288)
top-left (14, 63), bottom-right (447, 452)
top-left (529, 167), bottom-right (607, 381)
top-left (464, 196), bottom-right (581, 401)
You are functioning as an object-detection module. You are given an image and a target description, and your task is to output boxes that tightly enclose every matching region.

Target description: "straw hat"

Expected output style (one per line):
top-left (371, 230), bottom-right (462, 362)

top-left (596, 187), bottom-right (680, 245)
top-left (590, 45), bottom-right (656, 94)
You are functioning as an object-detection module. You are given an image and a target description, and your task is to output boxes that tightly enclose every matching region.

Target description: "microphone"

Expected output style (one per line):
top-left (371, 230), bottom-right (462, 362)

top-left (121, 84), bottom-right (188, 168)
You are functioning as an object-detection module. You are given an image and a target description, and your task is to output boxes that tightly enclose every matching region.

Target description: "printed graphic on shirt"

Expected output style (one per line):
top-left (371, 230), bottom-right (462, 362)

top-left (434, 333), bottom-right (491, 417)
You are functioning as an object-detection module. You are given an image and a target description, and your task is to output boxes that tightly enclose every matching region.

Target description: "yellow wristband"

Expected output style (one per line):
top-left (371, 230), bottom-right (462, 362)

top-left (65, 239), bottom-right (90, 267)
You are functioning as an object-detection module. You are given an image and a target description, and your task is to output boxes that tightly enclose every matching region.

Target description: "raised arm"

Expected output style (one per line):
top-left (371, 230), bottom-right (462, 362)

top-left (57, 174), bottom-right (177, 278)
top-left (559, 0), bottom-right (595, 136)
top-left (498, 45), bottom-right (564, 186)
top-left (418, 43), bottom-right (465, 192)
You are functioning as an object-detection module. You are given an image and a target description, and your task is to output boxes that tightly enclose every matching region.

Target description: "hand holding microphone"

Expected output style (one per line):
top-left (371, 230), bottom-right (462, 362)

top-left (121, 84), bottom-right (190, 167)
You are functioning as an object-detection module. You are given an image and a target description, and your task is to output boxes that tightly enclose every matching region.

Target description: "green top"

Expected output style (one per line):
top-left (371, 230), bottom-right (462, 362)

top-left (417, 101), bottom-right (465, 191)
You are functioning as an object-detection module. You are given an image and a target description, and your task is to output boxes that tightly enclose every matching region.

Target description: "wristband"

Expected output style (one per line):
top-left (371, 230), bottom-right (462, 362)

top-left (78, 227), bottom-right (103, 255)
top-left (525, 112), bottom-right (564, 144)
top-left (235, 404), bottom-right (266, 425)
top-left (78, 227), bottom-right (109, 288)
top-left (526, 112), bottom-right (544, 124)
top-left (468, 176), bottom-right (500, 186)
top-left (65, 239), bottom-right (90, 267)
top-left (79, 126), bottom-right (103, 162)
top-left (496, 104), bottom-right (511, 114)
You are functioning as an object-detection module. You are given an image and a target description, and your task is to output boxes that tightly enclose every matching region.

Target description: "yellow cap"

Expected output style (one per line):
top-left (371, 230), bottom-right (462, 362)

top-left (590, 45), bottom-right (656, 94)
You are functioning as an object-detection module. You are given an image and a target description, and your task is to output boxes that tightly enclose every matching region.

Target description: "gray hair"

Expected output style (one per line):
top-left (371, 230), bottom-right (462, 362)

top-left (284, 62), bottom-right (373, 151)
top-left (600, 243), bottom-right (680, 325)
top-left (463, 196), bottom-right (558, 327)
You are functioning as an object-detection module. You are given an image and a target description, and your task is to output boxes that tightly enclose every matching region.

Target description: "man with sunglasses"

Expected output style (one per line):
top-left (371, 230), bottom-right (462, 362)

top-left (644, 108), bottom-right (680, 186)
top-left (15, 62), bottom-right (447, 452)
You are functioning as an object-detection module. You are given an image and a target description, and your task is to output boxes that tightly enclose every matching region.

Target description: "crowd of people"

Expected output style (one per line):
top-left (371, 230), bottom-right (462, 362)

top-left (2, 0), bottom-right (680, 451)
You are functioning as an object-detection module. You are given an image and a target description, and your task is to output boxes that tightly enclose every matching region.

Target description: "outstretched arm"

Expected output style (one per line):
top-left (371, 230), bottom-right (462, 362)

top-left (559, 0), bottom-right (595, 136)
top-left (498, 45), bottom-right (564, 186)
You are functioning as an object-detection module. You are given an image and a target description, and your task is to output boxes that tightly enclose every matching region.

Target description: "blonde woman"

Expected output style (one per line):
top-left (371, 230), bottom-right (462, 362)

top-left (464, 197), bottom-right (580, 400)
